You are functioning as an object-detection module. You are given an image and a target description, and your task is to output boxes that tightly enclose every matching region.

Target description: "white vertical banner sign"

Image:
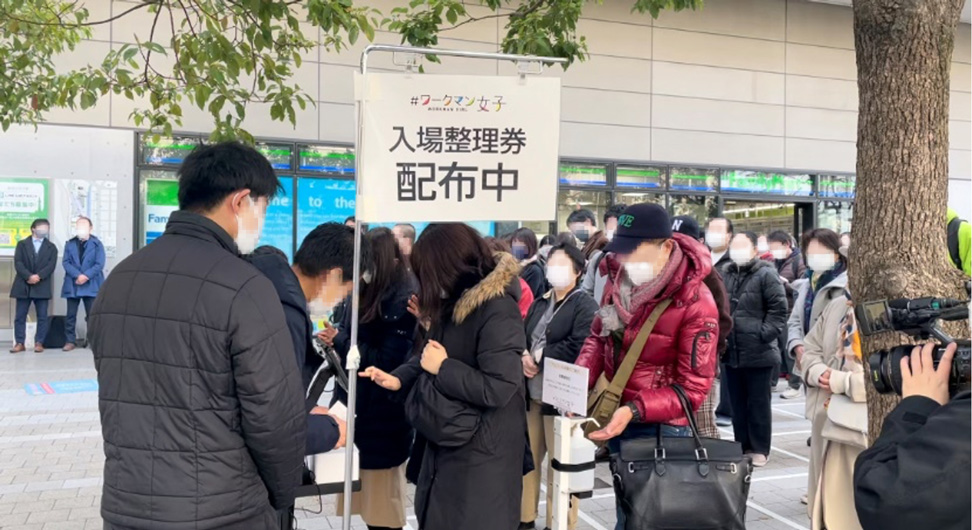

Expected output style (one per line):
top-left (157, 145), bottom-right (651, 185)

top-left (356, 72), bottom-right (561, 222)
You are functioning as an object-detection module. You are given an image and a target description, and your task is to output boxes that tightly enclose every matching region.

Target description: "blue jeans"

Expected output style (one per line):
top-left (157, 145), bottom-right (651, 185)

top-left (609, 423), bottom-right (692, 530)
top-left (14, 298), bottom-right (49, 345)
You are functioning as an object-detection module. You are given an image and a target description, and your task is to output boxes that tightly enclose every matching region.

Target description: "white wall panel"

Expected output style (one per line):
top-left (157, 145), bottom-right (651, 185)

top-left (653, 129), bottom-right (784, 167)
top-left (654, 28), bottom-right (786, 72)
top-left (652, 95), bottom-right (785, 136)
top-left (786, 138), bottom-right (856, 172)
top-left (652, 62), bottom-right (785, 105)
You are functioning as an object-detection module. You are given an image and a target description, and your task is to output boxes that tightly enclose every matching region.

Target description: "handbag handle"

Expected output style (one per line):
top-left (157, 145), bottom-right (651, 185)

top-left (655, 385), bottom-right (708, 461)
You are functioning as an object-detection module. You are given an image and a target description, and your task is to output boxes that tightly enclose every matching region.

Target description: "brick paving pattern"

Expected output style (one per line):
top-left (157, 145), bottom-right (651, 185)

top-left (0, 349), bottom-right (815, 530)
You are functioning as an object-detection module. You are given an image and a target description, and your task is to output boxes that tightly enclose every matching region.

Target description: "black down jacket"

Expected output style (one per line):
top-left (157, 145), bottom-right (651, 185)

top-left (854, 392), bottom-right (971, 530)
top-left (722, 258), bottom-right (788, 369)
top-left (333, 275), bottom-right (417, 470)
top-left (523, 286), bottom-right (598, 415)
top-left (392, 252), bottom-right (528, 530)
top-left (89, 211), bottom-right (306, 529)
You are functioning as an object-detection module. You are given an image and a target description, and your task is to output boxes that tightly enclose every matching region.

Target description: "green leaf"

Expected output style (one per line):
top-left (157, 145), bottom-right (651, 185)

top-left (348, 25), bottom-right (359, 45)
top-left (80, 92), bottom-right (96, 109)
top-left (144, 42), bottom-right (166, 55)
top-left (446, 8), bottom-right (458, 25)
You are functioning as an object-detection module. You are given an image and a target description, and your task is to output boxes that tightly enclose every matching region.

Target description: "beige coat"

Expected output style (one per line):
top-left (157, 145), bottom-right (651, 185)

top-left (802, 295), bottom-right (867, 530)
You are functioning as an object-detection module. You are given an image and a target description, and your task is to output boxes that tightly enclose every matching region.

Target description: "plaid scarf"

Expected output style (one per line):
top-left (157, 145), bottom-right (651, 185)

top-left (838, 295), bottom-right (862, 361)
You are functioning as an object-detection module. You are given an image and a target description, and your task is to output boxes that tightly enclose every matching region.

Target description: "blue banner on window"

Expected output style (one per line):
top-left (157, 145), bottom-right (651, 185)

top-left (257, 177), bottom-right (295, 260)
top-left (296, 178), bottom-right (356, 245)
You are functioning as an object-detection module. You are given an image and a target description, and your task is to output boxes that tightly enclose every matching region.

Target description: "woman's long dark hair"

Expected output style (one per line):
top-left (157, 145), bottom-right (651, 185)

top-left (410, 223), bottom-right (497, 324)
top-left (359, 227), bottom-right (408, 323)
top-left (581, 230), bottom-right (608, 260)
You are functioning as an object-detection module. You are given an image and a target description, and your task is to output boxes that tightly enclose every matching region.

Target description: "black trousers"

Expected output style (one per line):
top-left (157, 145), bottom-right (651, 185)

top-left (715, 363), bottom-right (733, 418)
top-left (724, 365), bottom-right (773, 456)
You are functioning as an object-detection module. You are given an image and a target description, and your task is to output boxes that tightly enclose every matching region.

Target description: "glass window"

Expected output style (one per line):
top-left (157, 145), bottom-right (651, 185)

top-left (670, 167), bottom-right (718, 192)
top-left (296, 178), bottom-right (356, 245)
top-left (557, 189), bottom-right (610, 232)
top-left (669, 195), bottom-right (719, 223)
top-left (616, 166), bottom-right (666, 190)
top-left (817, 201), bottom-right (853, 233)
top-left (141, 136), bottom-right (202, 166)
top-left (139, 169), bottom-right (179, 246)
top-left (614, 191), bottom-right (664, 208)
top-left (299, 145), bottom-right (355, 175)
top-left (817, 175), bottom-right (856, 199)
top-left (258, 143), bottom-right (294, 171)
top-left (722, 200), bottom-right (796, 235)
top-left (559, 163), bottom-right (607, 186)
top-left (721, 171), bottom-right (813, 196)
top-left (257, 177), bottom-right (295, 261)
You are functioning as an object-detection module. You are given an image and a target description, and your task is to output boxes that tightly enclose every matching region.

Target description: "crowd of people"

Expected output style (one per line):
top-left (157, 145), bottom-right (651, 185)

top-left (11, 141), bottom-right (959, 530)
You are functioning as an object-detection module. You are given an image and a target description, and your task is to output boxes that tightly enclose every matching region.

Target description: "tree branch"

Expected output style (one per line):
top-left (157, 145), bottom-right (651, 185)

top-left (1, 1), bottom-right (160, 28)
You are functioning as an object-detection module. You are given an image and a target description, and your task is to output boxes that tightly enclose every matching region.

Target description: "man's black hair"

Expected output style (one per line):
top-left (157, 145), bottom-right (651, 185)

top-left (295, 223), bottom-right (371, 281)
top-left (567, 209), bottom-right (597, 227)
top-left (548, 242), bottom-right (586, 276)
top-left (345, 216), bottom-right (355, 224)
top-left (31, 218), bottom-right (50, 230)
top-left (604, 204), bottom-right (627, 224)
top-left (767, 230), bottom-right (793, 247)
top-left (708, 217), bottom-right (734, 234)
top-left (738, 231), bottom-right (759, 247)
top-left (177, 142), bottom-right (282, 212)
top-left (251, 245), bottom-right (288, 260)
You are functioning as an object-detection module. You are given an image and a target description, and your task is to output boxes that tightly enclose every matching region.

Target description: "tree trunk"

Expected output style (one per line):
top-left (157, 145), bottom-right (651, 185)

top-left (851, 0), bottom-right (967, 441)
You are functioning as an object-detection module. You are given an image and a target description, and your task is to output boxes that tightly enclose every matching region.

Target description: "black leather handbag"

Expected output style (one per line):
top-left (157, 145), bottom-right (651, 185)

top-left (611, 385), bottom-right (753, 530)
top-left (404, 373), bottom-right (481, 448)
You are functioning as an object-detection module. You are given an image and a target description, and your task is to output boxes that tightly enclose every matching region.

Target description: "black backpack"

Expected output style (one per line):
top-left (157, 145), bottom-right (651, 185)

top-left (948, 216), bottom-right (964, 270)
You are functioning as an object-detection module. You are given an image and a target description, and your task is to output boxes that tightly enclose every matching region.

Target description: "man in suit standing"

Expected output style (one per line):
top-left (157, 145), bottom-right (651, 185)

top-left (10, 218), bottom-right (58, 353)
top-left (61, 216), bottom-right (106, 351)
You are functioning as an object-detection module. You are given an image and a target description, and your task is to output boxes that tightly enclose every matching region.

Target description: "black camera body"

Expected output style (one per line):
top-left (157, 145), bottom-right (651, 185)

top-left (855, 298), bottom-right (971, 396)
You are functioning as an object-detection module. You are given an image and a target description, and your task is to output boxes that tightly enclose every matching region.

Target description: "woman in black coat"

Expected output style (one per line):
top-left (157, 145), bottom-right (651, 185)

top-left (723, 231), bottom-right (789, 467)
top-left (512, 227), bottom-right (546, 299)
top-left (361, 224), bottom-right (528, 530)
top-left (331, 228), bottom-right (417, 530)
top-left (520, 243), bottom-right (597, 530)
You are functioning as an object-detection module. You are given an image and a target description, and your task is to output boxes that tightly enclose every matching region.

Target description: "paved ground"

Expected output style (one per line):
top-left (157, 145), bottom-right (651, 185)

top-left (0, 349), bottom-right (814, 530)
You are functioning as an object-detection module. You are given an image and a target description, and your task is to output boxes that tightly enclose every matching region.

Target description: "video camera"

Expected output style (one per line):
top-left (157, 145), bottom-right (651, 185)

top-left (855, 297), bottom-right (971, 396)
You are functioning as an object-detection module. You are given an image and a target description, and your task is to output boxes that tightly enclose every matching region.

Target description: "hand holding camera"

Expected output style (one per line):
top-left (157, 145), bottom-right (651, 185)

top-left (902, 342), bottom-right (957, 405)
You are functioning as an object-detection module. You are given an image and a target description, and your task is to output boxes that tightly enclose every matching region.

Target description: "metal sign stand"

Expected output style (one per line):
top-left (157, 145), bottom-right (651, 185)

top-left (344, 44), bottom-right (566, 530)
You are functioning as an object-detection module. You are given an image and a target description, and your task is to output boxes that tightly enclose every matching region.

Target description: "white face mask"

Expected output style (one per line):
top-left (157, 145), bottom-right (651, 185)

top-left (605, 230), bottom-right (615, 242)
top-left (546, 265), bottom-right (574, 290)
top-left (76, 227), bottom-right (90, 240)
top-left (307, 297), bottom-right (333, 318)
top-left (730, 248), bottom-right (753, 266)
top-left (624, 262), bottom-right (656, 286)
top-left (807, 253), bottom-right (837, 273)
top-left (757, 242), bottom-right (769, 254)
top-left (705, 232), bottom-right (727, 249)
top-left (235, 195), bottom-right (264, 255)
top-left (771, 249), bottom-right (787, 261)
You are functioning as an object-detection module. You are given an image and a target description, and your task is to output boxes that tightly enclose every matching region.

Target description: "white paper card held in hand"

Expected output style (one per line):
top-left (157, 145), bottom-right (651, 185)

top-left (542, 358), bottom-right (589, 417)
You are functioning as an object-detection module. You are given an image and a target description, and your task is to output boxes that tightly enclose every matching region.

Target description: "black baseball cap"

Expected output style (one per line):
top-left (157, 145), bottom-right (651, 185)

top-left (671, 215), bottom-right (701, 240)
top-left (603, 203), bottom-right (673, 255)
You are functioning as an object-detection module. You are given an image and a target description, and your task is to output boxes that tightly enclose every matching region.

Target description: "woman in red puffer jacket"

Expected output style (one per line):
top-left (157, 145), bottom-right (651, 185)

top-left (576, 204), bottom-right (720, 530)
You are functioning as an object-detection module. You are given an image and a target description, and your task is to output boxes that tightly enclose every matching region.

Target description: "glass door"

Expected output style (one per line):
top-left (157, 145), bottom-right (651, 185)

top-left (721, 200), bottom-right (799, 237)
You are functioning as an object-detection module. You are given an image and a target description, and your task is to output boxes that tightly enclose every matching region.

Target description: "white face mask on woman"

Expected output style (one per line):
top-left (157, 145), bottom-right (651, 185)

top-left (730, 247), bottom-right (753, 267)
top-left (546, 265), bottom-right (574, 290)
top-left (624, 262), bottom-right (656, 286)
top-left (807, 253), bottom-right (837, 273)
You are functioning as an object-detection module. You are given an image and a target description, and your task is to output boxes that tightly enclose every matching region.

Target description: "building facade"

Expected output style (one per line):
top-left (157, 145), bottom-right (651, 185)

top-left (0, 0), bottom-right (970, 340)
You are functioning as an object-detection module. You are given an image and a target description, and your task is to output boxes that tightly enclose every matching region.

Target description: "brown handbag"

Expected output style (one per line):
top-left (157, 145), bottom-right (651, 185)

top-left (585, 299), bottom-right (672, 441)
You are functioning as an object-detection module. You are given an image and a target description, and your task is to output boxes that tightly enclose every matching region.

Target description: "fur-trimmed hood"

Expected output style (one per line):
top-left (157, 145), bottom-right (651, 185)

top-left (453, 252), bottom-right (522, 324)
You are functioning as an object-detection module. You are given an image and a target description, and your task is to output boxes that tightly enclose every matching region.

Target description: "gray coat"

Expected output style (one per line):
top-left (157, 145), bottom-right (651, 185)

top-left (90, 211), bottom-right (306, 529)
top-left (786, 272), bottom-right (849, 363)
top-left (580, 249), bottom-right (609, 304)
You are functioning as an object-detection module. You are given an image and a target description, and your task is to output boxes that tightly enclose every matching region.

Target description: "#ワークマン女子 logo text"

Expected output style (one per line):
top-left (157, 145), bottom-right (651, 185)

top-left (410, 95), bottom-right (506, 113)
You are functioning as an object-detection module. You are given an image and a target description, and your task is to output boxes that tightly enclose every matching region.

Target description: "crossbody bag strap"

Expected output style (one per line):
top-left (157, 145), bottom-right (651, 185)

top-left (606, 299), bottom-right (672, 396)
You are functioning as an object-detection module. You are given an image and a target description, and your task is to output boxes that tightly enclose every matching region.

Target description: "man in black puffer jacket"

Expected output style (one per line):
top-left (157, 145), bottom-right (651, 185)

top-left (89, 143), bottom-right (306, 529)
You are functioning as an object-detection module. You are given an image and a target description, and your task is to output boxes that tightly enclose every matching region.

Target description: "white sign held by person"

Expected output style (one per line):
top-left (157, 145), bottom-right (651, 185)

top-left (356, 72), bottom-right (561, 223)
top-left (542, 358), bottom-right (589, 417)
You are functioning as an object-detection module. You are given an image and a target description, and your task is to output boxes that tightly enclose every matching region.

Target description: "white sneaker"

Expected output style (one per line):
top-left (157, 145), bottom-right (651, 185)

top-left (751, 454), bottom-right (769, 467)
top-left (781, 388), bottom-right (802, 400)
